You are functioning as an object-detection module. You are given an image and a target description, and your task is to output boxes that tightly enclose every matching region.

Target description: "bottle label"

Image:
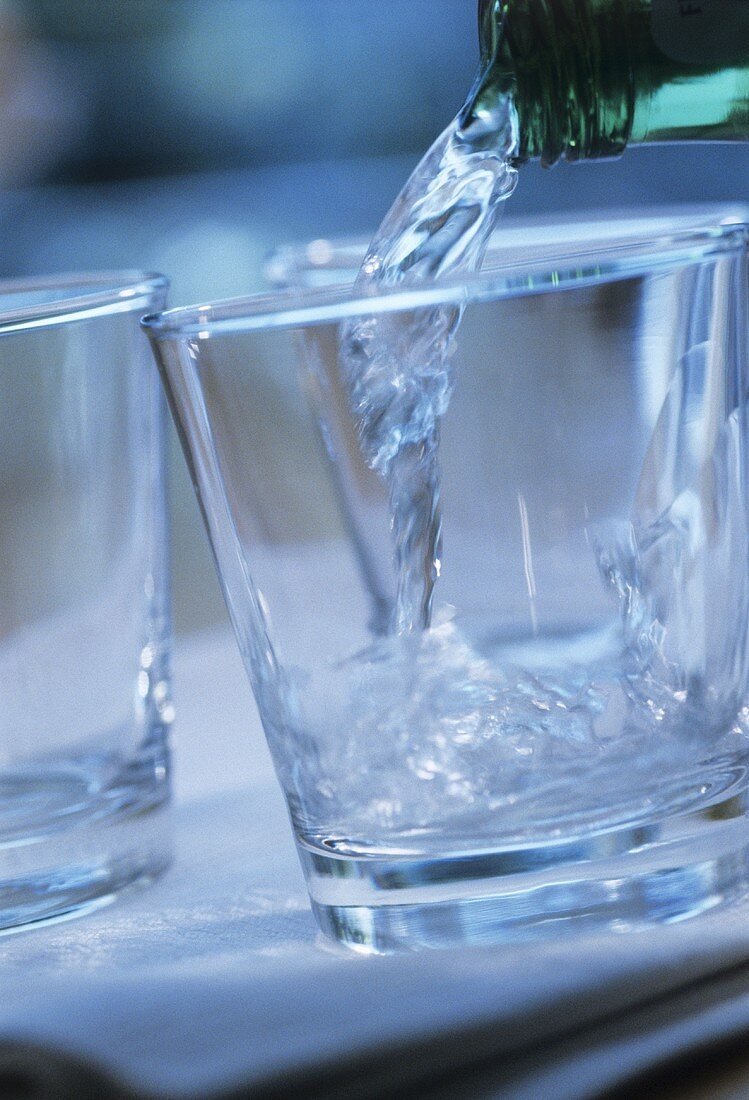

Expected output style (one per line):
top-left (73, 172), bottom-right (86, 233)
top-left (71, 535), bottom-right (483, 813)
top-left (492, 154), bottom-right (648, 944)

top-left (652, 0), bottom-right (749, 65)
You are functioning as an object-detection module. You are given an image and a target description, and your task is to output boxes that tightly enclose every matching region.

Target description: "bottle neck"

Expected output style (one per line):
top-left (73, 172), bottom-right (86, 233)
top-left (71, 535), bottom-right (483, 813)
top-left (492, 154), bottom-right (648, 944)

top-left (466, 0), bottom-right (749, 165)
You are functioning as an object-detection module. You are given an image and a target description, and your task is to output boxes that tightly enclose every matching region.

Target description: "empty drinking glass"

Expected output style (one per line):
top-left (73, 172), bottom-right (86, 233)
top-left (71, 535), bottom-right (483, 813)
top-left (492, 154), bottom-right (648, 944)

top-left (0, 271), bottom-right (172, 931)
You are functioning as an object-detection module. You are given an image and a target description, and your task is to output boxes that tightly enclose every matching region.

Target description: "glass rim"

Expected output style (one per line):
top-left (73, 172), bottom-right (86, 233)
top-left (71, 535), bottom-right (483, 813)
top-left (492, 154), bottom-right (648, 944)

top-left (264, 205), bottom-right (749, 285)
top-left (0, 270), bottom-right (168, 336)
top-left (141, 219), bottom-right (747, 342)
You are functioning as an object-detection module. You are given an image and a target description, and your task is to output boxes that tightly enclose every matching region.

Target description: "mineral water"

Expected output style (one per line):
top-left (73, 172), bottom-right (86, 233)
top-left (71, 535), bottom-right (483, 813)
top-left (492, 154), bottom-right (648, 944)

top-left (285, 22), bottom-right (749, 853)
top-left (341, 92), bottom-right (519, 633)
top-left (282, 614), bottom-right (749, 849)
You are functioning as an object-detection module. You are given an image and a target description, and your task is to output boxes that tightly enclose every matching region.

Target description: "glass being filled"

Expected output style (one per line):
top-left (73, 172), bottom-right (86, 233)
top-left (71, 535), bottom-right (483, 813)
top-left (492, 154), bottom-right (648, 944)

top-left (148, 0), bottom-right (748, 949)
top-left (145, 215), bottom-right (749, 951)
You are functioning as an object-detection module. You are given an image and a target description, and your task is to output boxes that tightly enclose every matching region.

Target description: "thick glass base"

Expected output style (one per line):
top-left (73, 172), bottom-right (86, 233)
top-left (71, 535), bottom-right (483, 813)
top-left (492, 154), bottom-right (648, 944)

top-left (0, 752), bottom-right (171, 934)
top-left (299, 776), bottom-right (749, 952)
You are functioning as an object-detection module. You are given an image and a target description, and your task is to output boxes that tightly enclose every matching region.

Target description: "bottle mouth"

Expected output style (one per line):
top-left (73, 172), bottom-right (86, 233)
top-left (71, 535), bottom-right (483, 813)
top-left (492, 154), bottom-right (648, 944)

top-left (472, 0), bottom-right (635, 167)
top-left (457, 68), bottom-right (521, 161)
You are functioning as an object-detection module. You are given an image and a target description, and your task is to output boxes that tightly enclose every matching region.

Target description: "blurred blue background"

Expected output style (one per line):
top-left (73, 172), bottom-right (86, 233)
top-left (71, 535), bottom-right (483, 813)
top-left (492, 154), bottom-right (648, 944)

top-left (0, 0), bottom-right (746, 630)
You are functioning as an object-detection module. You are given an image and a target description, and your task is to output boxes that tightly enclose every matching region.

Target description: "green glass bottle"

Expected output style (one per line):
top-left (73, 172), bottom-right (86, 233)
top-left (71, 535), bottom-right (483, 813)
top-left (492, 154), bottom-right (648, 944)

top-left (463, 0), bottom-right (749, 165)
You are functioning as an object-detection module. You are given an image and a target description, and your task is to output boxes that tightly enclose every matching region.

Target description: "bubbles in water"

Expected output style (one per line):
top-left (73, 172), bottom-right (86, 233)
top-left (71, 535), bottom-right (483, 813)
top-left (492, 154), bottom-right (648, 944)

top-left (272, 608), bottom-right (747, 844)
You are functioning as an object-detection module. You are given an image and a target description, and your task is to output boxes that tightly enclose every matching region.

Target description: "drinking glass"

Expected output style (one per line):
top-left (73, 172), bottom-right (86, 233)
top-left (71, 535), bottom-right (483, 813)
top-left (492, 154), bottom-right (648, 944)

top-left (0, 272), bottom-right (172, 931)
top-left (144, 215), bottom-right (749, 951)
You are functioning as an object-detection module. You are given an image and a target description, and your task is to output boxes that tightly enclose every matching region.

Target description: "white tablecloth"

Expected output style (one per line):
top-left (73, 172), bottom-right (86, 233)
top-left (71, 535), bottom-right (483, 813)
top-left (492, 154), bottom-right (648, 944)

top-left (4, 629), bottom-right (749, 1099)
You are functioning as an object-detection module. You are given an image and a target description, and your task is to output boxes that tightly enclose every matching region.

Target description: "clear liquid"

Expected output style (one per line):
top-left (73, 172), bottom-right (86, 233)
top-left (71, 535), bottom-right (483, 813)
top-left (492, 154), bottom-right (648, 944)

top-left (280, 51), bottom-right (749, 851)
top-left (292, 242), bottom-right (749, 845)
top-left (279, 611), bottom-right (748, 847)
top-left (341, 92), bottom-right (519, 633)
top-left (281, 382), bottom-right (749, 841)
